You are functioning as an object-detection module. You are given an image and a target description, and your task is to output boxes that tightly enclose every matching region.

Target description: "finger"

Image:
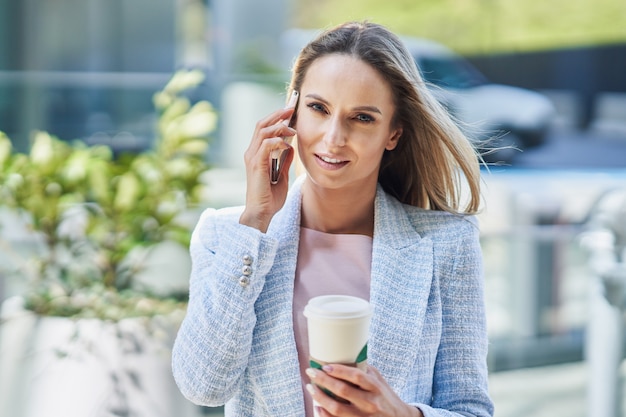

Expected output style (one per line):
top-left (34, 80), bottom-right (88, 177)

top-left (321, 364), bottom-right (378, 392)
top-left (245, 122), bottom-right (294, 159)
top-left (252, 108), bottom-right (296, 142)
top-left (306, 367), bottom-right (370, 412)
top-left (247, 136), bottom-right (290, 167)
top-left (248, 121), bottom-right (296, 158)
top-left (311, 365), bottom-right (382, 412)
top-left (306, 384), bottom-right (355, 417)
top-left (262, 136), bottom-right (292, 156)
top-left (253, 121), bottom-right (296, 147)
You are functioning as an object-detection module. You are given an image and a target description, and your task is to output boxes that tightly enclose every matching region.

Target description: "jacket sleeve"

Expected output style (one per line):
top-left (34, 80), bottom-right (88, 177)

top-left (171, 207), bottom-right (279, 407)
top-left (415, 217), bottom-right (494, 417)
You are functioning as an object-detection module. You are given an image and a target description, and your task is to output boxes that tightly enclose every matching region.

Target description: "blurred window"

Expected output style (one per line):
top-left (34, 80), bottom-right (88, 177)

top-left (0, 0), bottom-right (210, 151)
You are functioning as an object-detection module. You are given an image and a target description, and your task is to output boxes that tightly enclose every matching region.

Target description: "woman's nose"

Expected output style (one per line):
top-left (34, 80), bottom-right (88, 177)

top-left (323, 117), bottom-right (346, 148)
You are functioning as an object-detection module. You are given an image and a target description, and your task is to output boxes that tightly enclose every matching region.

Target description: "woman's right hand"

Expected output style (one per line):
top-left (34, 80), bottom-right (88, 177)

top-left (239, 107), bottom-right (296, 233)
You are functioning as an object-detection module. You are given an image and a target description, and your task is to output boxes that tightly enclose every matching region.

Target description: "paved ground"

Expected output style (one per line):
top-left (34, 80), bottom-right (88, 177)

top-left (490, 361), bottom-right (589, 417)
top-left (490, 360), bottom-right (626, 417)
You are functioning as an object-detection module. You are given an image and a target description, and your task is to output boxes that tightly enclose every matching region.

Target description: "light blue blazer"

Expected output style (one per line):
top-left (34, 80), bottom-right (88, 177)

top-left (172, 177), bottom-right (494, 417)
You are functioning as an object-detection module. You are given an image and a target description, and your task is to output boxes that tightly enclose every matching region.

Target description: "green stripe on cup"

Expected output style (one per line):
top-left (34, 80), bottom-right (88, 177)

top-left (356, 344), bottom-right (367, 364)
top-left (308, 343), bottom-right (368, 370)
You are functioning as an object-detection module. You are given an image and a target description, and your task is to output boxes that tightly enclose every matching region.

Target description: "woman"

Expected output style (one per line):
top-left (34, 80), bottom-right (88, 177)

top-left (172, 21), bottom-right (494, 417)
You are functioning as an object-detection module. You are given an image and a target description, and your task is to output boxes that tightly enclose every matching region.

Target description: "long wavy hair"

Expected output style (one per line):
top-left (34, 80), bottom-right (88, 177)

top-left (287, 21), bottom-right (482, 214)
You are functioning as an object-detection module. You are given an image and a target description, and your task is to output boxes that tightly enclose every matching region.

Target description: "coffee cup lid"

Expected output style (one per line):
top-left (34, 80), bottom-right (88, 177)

top-left (303, 295), bottom-right (371, 320)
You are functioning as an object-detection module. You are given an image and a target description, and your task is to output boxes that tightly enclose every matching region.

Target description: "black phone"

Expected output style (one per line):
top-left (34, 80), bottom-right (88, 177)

top-left (271, 90), bottom-right (299, 184)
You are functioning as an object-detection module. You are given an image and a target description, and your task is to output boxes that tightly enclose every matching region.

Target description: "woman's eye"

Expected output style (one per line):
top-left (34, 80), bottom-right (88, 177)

top-left (356, 114), bottom-right (375, 123)
top-left (307, 103), bottom-right (326, 113)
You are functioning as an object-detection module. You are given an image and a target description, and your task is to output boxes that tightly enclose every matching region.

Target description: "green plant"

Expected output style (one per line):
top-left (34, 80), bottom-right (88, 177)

top-left (0, 69), bottom-right (216, 320)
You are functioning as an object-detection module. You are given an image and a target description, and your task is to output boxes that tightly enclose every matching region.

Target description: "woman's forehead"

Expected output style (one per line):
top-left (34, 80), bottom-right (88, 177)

top-left (300, 54), bottom-right (396, 111)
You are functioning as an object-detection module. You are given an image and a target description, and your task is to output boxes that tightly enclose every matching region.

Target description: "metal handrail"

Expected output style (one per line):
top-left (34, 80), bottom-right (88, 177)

top-left (581, 187), bottom-right (626, 417)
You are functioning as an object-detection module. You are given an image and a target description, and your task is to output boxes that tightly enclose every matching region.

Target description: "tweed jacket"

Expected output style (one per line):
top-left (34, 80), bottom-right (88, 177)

top-left (172, 177), bottom-right (494, 417)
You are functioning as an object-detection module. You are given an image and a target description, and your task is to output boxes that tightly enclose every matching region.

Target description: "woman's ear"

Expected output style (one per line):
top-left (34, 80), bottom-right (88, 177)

top-left (386, 128), bottom-right (403, 151)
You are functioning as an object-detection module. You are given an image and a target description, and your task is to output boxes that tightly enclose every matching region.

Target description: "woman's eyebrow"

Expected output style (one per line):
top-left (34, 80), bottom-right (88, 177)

top-left (354, 105), bottom-right (382, 115)
top-left (304, 94), bottom-right (382, 115)
top-left (304, 93), bottom-right (328, 103)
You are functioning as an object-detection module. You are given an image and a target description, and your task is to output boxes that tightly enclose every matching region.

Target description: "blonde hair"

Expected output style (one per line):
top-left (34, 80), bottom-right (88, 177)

top-left (288, 21), bottom-right (481, 214)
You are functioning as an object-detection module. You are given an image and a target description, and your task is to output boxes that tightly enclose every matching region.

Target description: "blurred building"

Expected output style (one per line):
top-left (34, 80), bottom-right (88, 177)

top-left (0, 0), bottom-right (288, 155)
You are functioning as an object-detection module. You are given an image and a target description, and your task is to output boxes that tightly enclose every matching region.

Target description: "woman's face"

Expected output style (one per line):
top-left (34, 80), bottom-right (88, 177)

top-left (295, 53), bottom-right (401, 192)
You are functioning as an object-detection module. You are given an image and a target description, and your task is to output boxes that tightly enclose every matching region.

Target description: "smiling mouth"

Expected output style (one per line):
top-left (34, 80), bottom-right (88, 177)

top-left (314, 153), bottom-right (349, 170)
top-left (317, 155), bottom-right (344, 164)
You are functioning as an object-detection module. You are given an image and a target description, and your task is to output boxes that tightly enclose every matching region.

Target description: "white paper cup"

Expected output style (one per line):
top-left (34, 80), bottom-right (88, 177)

top-left (303, 295), bottom-right (371, 414)
top-left (303, 295), bottom-right (371, 368)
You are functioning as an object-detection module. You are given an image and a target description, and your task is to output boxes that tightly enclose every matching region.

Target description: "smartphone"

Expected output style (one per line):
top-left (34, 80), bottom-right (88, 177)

top-left (270, 90), bottom-right (299, 184)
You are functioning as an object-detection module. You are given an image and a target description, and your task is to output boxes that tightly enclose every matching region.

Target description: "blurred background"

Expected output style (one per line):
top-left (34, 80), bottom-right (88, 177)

top-left (1, 0), bottom-right (626, 416)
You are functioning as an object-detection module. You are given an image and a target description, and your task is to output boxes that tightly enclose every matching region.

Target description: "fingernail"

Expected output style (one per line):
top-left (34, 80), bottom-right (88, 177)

top-left (322, 365), bottom-right (333, 373)
top-left (306, 383), bottom-right (315, 394)
top-left (305, 368), bottom-right (318, 379)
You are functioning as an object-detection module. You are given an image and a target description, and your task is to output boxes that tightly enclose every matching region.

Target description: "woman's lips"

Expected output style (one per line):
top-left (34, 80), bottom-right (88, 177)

top-left (314, 154), bottom-right (349, 170)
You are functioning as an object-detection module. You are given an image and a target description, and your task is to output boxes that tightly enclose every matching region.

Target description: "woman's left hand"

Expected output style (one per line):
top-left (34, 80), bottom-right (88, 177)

top-left (306, 364), bottom-right (423, 417)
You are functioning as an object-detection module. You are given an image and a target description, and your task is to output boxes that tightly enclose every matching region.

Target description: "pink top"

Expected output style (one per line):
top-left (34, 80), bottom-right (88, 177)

top-left (293, 227), bottom-right (372, 416)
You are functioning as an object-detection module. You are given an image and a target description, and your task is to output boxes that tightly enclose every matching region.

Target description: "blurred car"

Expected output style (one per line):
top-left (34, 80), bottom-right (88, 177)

top-left (281, 29), bottom-right (556, 162)
top-left (402, 36), bottom-right (555, 161)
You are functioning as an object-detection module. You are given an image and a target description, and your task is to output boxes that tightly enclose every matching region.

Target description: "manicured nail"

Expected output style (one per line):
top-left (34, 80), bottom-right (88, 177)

top-left (305, 368), bottom-right (318, 379)
top-left (322, 364), bottom-right (333, 373)
top-left (306, 383), bottom-right (315, 395)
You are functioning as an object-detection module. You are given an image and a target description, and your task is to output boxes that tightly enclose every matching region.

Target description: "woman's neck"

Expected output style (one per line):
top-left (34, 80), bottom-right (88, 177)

top-left (300, 180), bottom-right (376, 237)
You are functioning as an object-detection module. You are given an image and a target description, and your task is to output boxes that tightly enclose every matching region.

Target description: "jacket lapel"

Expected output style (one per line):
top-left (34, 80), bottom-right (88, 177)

top-left (368, 186), bottom-right (434, 391)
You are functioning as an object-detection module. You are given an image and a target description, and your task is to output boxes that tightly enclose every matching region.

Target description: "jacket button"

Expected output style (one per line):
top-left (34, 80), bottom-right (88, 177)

top-left (239, 276), bottom-right (250, 287)
top-left (242, 265), bottom-right (252, 276)
top-left (242, 254), bottom-right (253, 265)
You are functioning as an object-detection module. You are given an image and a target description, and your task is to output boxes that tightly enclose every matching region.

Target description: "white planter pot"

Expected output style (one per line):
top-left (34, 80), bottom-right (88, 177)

top-left (0, 297), bottom-right (200, 417)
